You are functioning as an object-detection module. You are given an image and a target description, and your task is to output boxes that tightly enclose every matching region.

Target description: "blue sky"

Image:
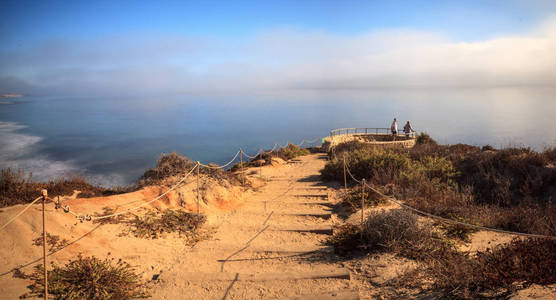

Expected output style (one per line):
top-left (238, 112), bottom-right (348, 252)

top-left (2, 0), bottom-right (554, 43)
top-left (1, 0), bottom-right (556, 95)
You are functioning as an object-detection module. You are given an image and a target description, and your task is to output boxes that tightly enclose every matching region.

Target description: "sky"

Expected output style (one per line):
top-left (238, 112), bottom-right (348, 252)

top-left (1, 0), bottom-right (556, 96)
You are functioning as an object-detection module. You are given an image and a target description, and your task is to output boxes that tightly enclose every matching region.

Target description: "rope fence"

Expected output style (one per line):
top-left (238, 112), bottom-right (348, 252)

top-left (341, 156), bottom-right (556, 240)
top-left (0, 135), bottom-right (320, 296)
top-left (0, 138), bottom-right (322, 230)
top-left (0, 196), bottom-right (42, 231)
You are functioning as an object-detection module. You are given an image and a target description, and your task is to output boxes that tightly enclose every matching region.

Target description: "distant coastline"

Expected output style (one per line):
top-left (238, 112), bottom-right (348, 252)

top-left (0, 94), bottom-right (23, 99)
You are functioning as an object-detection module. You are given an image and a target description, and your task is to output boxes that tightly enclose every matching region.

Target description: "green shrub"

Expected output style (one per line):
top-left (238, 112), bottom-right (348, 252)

top-left (458, 148), bottom-right (554, 206)
top-left (337, 185), bottom-right (385, 216)
top-left (415, 132), bottom-right (437, 145)
top-left (276, 143), bottom-right (310, 160)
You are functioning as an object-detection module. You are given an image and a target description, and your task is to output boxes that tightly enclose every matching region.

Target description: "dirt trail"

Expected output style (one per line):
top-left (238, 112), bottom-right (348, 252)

top-left (2, 152), bottom-right (554, 299)
top-left (153, 153), bottom-right (356, 299)
top-left (0, 153), bottom-right (357, 299)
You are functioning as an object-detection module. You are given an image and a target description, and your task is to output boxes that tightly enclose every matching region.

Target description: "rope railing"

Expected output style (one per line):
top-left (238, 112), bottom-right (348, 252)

top-left (1, 136), bottom-right (321, 228)
top-left (341, 157), bottom-right (556, 240)
top-left (0, 196), bottom-right (42, 231)
top-left (241, 148), bottom-right (261, 159)
top-left (60, 164), bottom-right (199, 222)
top-left (199, 150), bottom-right (241, 169)
top-left (330, 127), bottom-right (417, 138)
top-left (278, 141), bottom-right (289, 148)
top-left (297, 137), bottom-right (320, 147)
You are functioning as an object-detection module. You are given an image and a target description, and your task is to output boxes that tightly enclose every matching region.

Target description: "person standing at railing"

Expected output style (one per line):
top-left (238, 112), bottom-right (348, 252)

top-left (403, 120), bottom-right (414, 138)
top-left (390, 118), bottom-right (398, 140)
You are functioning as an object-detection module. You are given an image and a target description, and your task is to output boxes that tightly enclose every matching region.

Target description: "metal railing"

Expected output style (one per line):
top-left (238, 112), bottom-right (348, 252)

top-left (329, 127), bottom-right (416, 137)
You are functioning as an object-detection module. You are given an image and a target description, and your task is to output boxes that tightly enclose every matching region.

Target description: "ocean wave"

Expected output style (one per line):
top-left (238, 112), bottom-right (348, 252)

top-left (0, 121), bottom-right (79, 181)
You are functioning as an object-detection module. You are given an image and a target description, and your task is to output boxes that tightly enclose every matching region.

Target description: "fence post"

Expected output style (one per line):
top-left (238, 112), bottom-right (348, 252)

top-left (239, 149), bottom-right (244, 187)
top-left (343, 155), bottom-right (347, 190)
top-left (259, 149), bottom-right (263, 179)
top-left (360, 179), bottom-right (365, 242)
top-left (41, 189), bottom-right (48, 300)
top-left (196, 162), bottom-right (200, 219)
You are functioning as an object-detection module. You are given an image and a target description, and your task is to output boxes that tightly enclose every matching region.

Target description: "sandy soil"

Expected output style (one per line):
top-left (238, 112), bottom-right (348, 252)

top-left (0, 153), bottom-right (554, 299)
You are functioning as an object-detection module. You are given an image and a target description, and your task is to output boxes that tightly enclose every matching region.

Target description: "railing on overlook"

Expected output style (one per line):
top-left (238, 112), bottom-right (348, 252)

top-left (329, 127), bottom-right (416, 138)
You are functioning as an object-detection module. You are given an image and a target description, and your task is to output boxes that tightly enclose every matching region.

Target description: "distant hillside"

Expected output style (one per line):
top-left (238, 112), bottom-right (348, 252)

top-left (0, 94), bottom-right (23, 98)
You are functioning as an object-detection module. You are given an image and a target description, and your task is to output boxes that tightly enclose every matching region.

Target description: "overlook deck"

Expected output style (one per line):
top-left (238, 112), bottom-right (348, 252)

top-left (323, 127), bottom-right (416, 150)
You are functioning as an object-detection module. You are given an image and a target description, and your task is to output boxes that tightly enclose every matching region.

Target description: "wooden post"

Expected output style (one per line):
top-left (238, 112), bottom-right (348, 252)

top-left (41, 189), bottom-right (48, 300)
top-left (360, 180), bottom-right (365, 241)
top-left (239, 149), bottom-right (244, 187)
top-left (343, 155), bottom-right (347, 190)
top-left (196, 162), bottom-right (200, 218)
top-left (259, 149), bottom-right (263, 179)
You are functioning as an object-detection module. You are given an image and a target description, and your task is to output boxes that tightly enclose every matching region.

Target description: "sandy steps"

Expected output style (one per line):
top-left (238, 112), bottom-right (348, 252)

top-left (178, 269), bottom-right (351, 281)
top-left (288, 290), bottom-right (360, 300)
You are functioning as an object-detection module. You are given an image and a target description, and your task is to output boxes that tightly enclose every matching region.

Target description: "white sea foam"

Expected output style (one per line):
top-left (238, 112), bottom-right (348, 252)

top-left (0, 121), bottom-right (79, 181)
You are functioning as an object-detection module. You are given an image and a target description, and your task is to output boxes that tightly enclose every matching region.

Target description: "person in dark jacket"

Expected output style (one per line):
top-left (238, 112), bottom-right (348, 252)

top-left (403, 121), bottom-right (414, 137)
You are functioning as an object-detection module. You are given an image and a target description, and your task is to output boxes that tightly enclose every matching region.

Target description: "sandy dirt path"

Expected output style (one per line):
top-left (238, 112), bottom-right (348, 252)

top-left (152, 153), bottom-right (356, 299)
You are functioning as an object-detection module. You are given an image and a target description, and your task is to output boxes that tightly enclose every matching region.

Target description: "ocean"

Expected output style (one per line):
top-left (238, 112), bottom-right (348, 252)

top-left (1, 87), bottom-right (555, 186)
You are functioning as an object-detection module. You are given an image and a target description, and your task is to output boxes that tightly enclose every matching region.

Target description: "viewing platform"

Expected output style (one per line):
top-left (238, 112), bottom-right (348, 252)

top-left (322, 127), bottom-right (416, 150)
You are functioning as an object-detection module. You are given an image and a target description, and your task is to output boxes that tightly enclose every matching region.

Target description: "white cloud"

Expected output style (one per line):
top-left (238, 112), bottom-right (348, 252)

top-left (1, 19), bottom-right (555, 96)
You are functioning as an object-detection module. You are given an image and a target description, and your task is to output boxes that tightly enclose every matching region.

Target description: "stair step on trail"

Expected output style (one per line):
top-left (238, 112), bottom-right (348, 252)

top-left (272, 226), bottom-right (333, 235)
top-left (178, 269), bottom-right (352, 282)
top-left (192, 245), bottom-right (334, 256)
top-left (292, 194), bottom-right (328, 198)
top-left (288, 290), bottom-right (360, 300)
top-left (276, 212), bottom-right (332, 219)
top-left (244, 200), bottom-right (332, 207)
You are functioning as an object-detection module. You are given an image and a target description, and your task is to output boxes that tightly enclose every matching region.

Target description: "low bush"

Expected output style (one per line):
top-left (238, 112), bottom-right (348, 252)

top-left (336, 185), bottom-right (385, 216)
top-left (0, 169), bottom-right (133, 207)
top-left (415, 132), bottom-right (437, 145)
top-left (327, 223), bottom-right (361, 255)
top-left (421, 238), bottom-right (556, 299)
top-left (322, 138), bottom-right (556, 236)
top-left (140, 152), bottom-right (242, 187)
top-left (329, 209), bottom-right (454, 261)
top-left (21, 255), bottom-right (149, 299)
top-left (139, 152), bottom-right (197, 186)
top-left (544, 147), bottom-right (556, 163)
top-left (276, 143), bottom-right (310, 160)
top-left (126, 209), bottom-right (210, 245)
top-left (233, 144), bottom-right (310, 170)
top-left (458, 148), bottom-right (556, 206)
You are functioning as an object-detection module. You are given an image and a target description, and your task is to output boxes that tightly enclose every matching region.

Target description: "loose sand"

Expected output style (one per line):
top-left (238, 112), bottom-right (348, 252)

top-left (0, 153), bottom-right (553, 299)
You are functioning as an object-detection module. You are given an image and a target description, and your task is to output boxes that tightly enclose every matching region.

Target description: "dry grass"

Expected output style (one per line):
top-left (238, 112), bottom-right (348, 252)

top-left (321, 140), bottom-right (556, 237)
top-left (125, 209), bottom-right (211, 245)
top-left (0, 168), bottom-right (134, 207)
top-left (140, 152), bottom-right (243, 187)
top-left (32, 233), bottom-right (69, 253)
top-left (234, 144), bottom-right (310, 170)
top-left (328, 209), bottom-right (453, 260)
top-left (330, 210), bottom-right (556, 299)
top-left (20, 255), bottom-right (150, 299)
top-left (336, 185), bottom-right (385, 216)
